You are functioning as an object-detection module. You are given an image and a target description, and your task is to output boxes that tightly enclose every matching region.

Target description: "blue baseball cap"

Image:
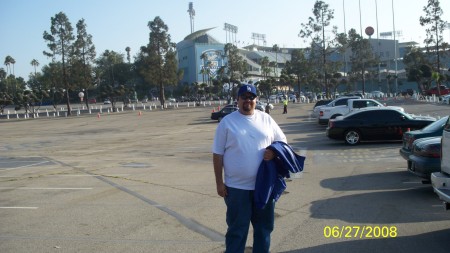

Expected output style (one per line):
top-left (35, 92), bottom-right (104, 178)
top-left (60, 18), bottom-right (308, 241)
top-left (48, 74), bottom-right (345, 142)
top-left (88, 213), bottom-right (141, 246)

top-left (238, 85), bottom-right (257, 97)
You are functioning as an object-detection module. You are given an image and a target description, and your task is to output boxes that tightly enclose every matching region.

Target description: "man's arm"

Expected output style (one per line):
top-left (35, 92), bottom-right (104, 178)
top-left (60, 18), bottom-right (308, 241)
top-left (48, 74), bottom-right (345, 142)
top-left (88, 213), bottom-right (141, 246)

top-left (213, 153), bottom-right (227, 197)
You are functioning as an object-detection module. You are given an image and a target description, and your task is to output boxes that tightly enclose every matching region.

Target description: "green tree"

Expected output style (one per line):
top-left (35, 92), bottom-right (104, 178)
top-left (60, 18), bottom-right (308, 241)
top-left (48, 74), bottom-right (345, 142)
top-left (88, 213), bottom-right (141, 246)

top-left (420, 0), bottom-right (446, 95)
top-left (346, 29), bottom-right (378, 94)
top-left (223, 43), bottom-right (247, 100)
top-left (285, 49), bottom-right (311, 95)
top-left (3, 56), bottom-right (15, 94)
top-left (125, 46), bottom-right (131, 64)
top-left (299, 0), bottom-right (342, 97)
top-left (403, 47), bottom-right (432, 92)
top-left (27, 60), bottom-right (43, 92)
top-left (0, 68), bottom-right (6, 92)
top-left (30, 59), bottom-right (39, 76)
top-left (272, 44), bottom-right (279, 77)
top-left (95, 50), bottom-right (134, 111)
top-left (39, 62), bottom-right (65, 109)
top-left (260, 56), bottom-right (271, 80)
top-left (4, 56), bottom-right (15, 77)
top-left (0, 91), bottom-right (13, 113)
top-left (43, 12), bottom-right (75, 115)
top-left (257, 79), bottom-right (274, 98)
top-left (138, 16), bottom-right (178, 107)
top-left (73, 18), bottom-right (96, 109)
top-left (97, 50), bottom-right (121, 85)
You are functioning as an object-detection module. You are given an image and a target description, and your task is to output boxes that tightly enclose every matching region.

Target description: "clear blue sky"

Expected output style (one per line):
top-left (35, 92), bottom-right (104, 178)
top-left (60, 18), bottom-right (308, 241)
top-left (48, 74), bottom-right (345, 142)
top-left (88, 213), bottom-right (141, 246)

top-left (1, 0), bottom-right (449, 80)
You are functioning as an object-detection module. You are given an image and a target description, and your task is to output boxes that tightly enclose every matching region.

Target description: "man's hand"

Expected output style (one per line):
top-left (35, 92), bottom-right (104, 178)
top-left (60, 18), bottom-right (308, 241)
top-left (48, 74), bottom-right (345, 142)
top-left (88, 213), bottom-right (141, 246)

top-left (263, 149), bottom-right (276, 161)
top-left (216, 181), bottom-right (227, 198)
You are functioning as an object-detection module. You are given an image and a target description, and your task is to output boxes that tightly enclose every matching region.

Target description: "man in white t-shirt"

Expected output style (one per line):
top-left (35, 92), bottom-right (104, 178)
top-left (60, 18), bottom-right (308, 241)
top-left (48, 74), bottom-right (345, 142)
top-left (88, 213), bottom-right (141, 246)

top-left (212, 84), bottom-right (287, 253)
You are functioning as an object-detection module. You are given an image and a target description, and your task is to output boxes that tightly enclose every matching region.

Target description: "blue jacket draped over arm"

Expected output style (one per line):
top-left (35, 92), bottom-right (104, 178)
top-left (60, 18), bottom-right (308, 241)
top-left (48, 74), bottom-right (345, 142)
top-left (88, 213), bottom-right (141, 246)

top-left (254, 141), bottom-right (305, 209)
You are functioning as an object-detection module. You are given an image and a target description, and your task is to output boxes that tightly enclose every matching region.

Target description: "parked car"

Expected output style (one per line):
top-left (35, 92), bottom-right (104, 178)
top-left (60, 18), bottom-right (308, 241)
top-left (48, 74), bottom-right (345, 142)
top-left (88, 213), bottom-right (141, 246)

top-left (313, 99), bottom-right (333, 109)
top-left (312, 96), bottom-right (360, 118)
top-left (408, 137), bottom-right (441, 180)
top-left (431, 115), bottom-right (450, 210)
top-left (268, 95), bottom-right (277, 102)
top-left (288, 94), bottom-right (297, 102)
top-left (442, 94), bottom-right (450, 105)
top-left (370, 90), bottom-right (384, 98)
top-left (87, 98), bottom-right (97, 104)
top-left (326, 107), bottom-right (436, 145)
top-left (343, 92), bottom-right (364, 98)
top-left (425, 85), bottom-right (450, 96)
top-left (256, 101), bottom-right (272, 112)
top-left (104, 99), bottom-right (111, 104)
top-left (318, 98), bottom-right (404, 125)
top-left (211, 105), bottom-right (238, 122)
top-left (400, 116), bottom-right (448, 169)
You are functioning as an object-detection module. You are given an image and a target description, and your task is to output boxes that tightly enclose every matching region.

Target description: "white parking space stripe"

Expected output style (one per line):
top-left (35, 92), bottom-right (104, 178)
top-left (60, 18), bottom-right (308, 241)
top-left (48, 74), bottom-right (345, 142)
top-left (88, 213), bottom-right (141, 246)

top-left (53, 174), bottom-right (130, 177)
top-left (0, 187), bottom-right (92, 190)
top-left (0, 174), bottom-right (129, 178)
top-left (0, 207), bottom-right (38, 209)
top-left (1, 161), bottom-right (51, 171)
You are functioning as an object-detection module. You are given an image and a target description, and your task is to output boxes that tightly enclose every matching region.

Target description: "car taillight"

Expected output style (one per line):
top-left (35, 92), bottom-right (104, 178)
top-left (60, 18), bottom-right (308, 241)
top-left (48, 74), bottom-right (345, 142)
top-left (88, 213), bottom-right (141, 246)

top-left (328, 121), bottom-right (334, 128)
top-left (407, 136), bottom-right (416, 149)
top-left (320, 111), bottom-right (323, 117)
top-left (414, 144), bottom-right (441, 158)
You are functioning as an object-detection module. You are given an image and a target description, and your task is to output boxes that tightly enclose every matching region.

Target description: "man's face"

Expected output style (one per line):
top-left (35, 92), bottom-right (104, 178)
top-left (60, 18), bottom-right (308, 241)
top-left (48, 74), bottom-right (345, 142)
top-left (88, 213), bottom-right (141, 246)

top-left (238, 92), bottom-right (257, 115)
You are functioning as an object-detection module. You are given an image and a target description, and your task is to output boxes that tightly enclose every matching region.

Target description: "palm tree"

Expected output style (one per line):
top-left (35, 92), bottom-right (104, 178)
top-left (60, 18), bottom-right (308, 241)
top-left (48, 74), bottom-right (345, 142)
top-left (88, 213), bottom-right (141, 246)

top-left (4, 56), bottom-right (15, 93)
top-left (10, 57), bottom-right (15, 76)
top-left (272, 44), bottom-right (279, 77)
top-left (4, 56), bottom-right (13, 76)
top-left (200, 52), bottom-right (208, 84)
top-left (125, 47), bottom-right (131, 64)
top-left (31, 59), bottom-right (39, 76)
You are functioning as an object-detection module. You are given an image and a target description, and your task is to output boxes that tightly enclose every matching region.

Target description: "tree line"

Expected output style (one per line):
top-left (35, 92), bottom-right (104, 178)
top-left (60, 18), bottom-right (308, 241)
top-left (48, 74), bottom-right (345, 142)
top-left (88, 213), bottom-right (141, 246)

top-left (1, 13), bottom-right (180, 115)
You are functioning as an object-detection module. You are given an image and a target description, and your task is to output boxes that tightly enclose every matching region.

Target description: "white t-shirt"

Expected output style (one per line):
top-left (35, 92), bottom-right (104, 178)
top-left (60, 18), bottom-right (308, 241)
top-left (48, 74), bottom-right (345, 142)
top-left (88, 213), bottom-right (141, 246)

top-left (212, 110), bottom-right (287, 190)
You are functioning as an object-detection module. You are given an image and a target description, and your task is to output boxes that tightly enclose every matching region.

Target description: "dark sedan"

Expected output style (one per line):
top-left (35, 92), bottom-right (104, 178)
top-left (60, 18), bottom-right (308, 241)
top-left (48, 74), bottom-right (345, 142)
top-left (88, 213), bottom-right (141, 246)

top-left (400, 116), bottom-right (448, 169)
top-left (408, 137), bottom-right (441, 180)
top-left (211, 105), bottom-right (238, 122)
top-left (326, 107), bottom-right (436, 145)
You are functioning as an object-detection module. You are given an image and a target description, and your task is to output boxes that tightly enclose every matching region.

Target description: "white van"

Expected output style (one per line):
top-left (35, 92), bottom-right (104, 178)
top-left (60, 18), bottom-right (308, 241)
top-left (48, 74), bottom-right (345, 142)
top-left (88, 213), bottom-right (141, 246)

top-left (431, 116), bottom-right (450, 210)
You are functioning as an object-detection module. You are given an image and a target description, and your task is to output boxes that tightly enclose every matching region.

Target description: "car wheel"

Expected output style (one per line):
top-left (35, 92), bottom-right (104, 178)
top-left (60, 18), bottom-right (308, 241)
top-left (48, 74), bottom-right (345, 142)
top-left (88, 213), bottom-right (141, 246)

top-left (344, 129), bottom-right (361, 145)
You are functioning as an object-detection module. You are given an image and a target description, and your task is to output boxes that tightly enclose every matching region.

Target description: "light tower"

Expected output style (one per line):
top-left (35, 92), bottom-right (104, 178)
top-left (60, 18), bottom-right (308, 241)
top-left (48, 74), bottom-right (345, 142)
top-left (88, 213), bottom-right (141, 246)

top-left (188, 2), bottom-right (195, 34)
top-left (251, 33), bottom-right (266, 46)
top-left (224, 23), bottom-right (238, 45)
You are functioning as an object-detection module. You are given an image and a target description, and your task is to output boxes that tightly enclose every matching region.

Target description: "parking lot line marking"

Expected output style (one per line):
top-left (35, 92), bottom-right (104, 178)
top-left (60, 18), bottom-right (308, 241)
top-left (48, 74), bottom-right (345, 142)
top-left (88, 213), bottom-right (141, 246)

top-left (0, 187), bottom-right (92, 190)
top-left (2, 161), bottom-right (51, 171)
top-left (0, 207), bottom-right (38, 209)
top-left (54, 174), bottom-right (130, 177)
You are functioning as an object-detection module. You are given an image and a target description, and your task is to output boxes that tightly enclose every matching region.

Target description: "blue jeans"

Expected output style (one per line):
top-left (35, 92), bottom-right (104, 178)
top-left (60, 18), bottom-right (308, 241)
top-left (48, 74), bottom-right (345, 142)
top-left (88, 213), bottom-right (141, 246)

top-left (224, 186), bottom-right (274, 253)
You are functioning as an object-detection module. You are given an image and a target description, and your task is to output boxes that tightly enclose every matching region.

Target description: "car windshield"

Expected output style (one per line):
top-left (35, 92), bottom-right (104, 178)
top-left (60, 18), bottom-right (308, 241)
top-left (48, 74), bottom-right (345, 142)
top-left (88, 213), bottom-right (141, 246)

top-left (420, 116), bottom-right (448, 131)
top-left (344, 108), bottom-right (411, 120)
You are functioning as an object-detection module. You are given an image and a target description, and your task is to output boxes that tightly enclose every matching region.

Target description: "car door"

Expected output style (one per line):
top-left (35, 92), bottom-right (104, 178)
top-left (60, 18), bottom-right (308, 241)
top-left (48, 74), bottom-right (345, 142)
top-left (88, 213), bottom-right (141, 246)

top-left (378, 110), bottom-right (405, 139)
top-left (357, 110), bottom-right (390, 139)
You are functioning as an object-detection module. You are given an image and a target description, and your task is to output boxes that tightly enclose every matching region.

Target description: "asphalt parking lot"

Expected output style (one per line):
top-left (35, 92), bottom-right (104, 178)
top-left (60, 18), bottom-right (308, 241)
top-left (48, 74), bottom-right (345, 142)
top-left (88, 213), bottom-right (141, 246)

top-left (1, 98), bottom-right (449, 253)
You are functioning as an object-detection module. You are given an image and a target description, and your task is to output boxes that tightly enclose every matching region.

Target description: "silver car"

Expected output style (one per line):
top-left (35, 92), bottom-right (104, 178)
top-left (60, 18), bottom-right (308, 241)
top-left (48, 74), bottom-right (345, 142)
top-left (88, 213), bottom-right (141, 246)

top-left (431, 116), bottom-right (450, 210)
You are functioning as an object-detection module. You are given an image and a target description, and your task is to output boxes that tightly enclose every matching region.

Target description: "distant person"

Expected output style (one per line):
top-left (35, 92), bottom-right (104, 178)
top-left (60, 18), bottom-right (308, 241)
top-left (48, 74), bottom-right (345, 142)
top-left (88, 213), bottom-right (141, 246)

top-left (265, 102), bottom-right (271, 114)
top-left (212, 84), bottom-right (287, 253)
top-left (283, 99), bottom-right (288, 114)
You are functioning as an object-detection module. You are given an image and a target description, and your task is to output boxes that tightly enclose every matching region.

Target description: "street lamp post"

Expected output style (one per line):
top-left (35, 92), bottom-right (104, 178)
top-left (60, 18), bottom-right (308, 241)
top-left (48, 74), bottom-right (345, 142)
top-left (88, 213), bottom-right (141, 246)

top-left (392, 0), bottom-right (398, 95)
top-left (78, 91), bottom-right (84, 112)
